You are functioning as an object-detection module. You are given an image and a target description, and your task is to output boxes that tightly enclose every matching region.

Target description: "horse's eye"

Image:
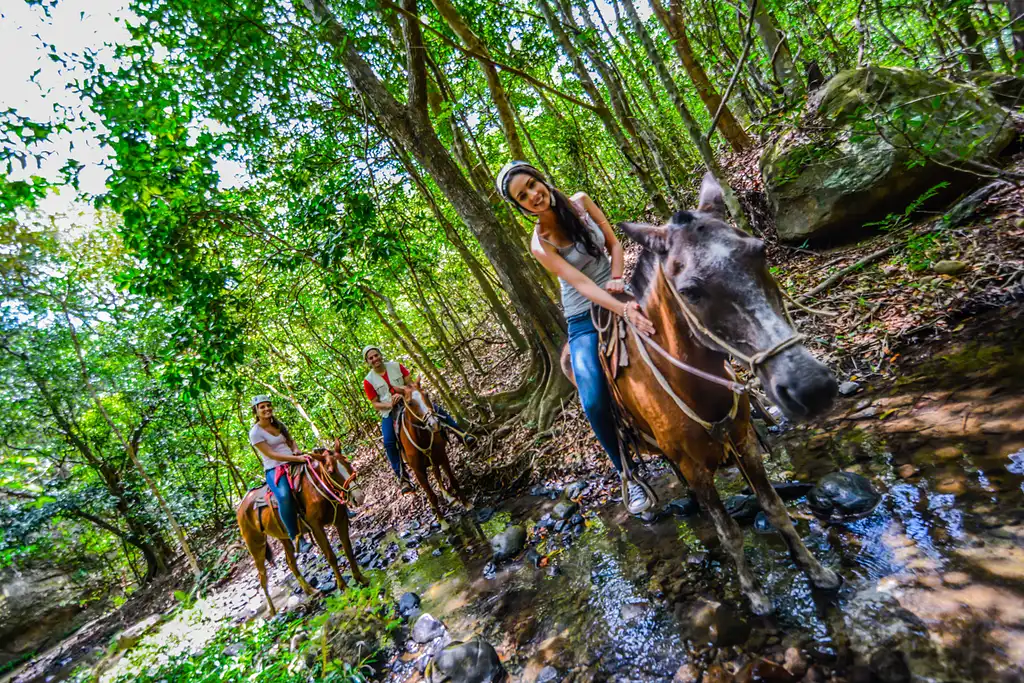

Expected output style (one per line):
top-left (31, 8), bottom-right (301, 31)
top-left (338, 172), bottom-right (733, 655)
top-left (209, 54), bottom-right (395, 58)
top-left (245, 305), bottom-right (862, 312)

top-left (680, 283), bottom-right (703, 303)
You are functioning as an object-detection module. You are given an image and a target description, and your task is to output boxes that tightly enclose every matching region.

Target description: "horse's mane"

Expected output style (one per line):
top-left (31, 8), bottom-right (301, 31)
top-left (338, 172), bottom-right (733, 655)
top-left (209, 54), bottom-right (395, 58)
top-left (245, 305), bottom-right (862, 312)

top-left (628, 248), bottom-right (660, 305)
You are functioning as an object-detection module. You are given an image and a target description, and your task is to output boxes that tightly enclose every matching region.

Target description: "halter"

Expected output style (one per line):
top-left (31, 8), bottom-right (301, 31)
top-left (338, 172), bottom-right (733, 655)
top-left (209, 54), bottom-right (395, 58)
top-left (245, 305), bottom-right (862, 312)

top-left (606, 261), bottom-right (805, 442)
top-left (399, 391), bottom-right (439, 457)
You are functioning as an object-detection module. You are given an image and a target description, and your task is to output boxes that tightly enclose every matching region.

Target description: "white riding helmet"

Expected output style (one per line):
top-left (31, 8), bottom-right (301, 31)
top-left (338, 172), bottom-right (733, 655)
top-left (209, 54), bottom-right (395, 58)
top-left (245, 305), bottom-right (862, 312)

top-left (250, 394), bottom-right (273, 408)
top-left (362, 345), bottom-right (382, 361)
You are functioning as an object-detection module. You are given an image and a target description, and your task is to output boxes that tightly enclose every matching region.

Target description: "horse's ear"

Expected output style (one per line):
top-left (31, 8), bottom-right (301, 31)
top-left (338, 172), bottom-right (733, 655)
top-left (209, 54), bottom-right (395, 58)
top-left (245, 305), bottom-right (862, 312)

top-left (334, 435), bottom-right (341, 452)
top-left (618, 222), bottom-right (668, 255)
top-left (696, 172), bottom-right (728, 220)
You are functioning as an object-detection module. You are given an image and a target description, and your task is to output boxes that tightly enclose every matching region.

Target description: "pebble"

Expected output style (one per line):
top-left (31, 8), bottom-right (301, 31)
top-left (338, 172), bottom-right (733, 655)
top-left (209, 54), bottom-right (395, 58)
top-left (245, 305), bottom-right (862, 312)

top-left (398, 592), bottom-right (421, 619)
top-left (932, 260), bottom-right (968, 276)
top-left (838, 380), bottom-right (861, 396)
top-left (411, 613), bottom-right (446, 643)
top-left (896, 463), bottom-right (918, 479)
top-left (537, 665), bottom-right (561, 683)
top-left (552, 500), bottom-right (578, 520)
top-left (784, 646), bottom-right (808, 678)
top-left (432, 548), bottom-right (443, 557)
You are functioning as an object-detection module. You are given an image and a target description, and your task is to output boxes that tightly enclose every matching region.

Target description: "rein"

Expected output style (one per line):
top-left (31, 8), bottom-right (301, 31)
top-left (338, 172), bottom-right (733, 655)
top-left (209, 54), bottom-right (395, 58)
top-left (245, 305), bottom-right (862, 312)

top-left (606, 261), bottom-right (805, 442)
top-left (301, 455), bottom-right (356, 507)
top-left (400, 399), bottom-right (437, 457)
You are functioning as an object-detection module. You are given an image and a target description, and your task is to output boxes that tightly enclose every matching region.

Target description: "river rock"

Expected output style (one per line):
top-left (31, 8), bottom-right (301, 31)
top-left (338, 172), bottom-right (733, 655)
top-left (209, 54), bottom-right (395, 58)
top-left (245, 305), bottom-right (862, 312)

top-left (678, 597), bottom-right (750, 647)
top-left (412, 613), bottom-right (447, 643)
top-left (474, 507), bottom-right (495, 523)
top-left (490, 525), bottom-right (526, 560)
top-left (724, 494), bottom-right (762, 523)
top-left (565, 480), bottom-right (587, 499)
top-left (735, 658), bottom-right (797, 682)
top-left (673, 662), bottom-right (701, 683)
top-left (425, 638), bottom-right (506, 683)
top-left (398, 592), bottom-right (422, 619)
top-left (807, 471), bottom-right (881, 521)
top-left (838, 380), bottom-right (861, 396)
top-left (932, 260), bottom-right (968, 276)
top-left (552, 500), bottom-right (578, 520)
top-left (536, 665), bottom-right (560, 683)
top-left (667, 496), bottom-right (699, 516)
top-left (754, 511), bottom-right (776, 534)
top-left (761, 66), bottom-right (1017, 242)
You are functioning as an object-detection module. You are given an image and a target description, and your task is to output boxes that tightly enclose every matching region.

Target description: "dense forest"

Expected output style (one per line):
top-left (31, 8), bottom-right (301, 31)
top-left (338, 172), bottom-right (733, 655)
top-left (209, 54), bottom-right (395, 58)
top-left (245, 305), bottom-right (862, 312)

top-left (3, 0), bottom-right (1024, 680)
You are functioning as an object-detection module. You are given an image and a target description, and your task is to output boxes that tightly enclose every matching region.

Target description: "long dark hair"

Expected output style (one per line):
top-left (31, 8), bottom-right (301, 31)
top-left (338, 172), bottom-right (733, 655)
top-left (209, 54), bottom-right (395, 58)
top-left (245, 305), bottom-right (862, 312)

top-left (252, 407), bottom-right (296, 452)
top-left (511, 167), bottom-right (602, 260)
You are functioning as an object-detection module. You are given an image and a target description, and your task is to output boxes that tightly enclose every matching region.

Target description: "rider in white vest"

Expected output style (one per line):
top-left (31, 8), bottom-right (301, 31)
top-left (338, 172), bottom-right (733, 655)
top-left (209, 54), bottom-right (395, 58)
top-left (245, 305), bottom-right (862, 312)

top-left (362, 345), bottom-right (475, 494)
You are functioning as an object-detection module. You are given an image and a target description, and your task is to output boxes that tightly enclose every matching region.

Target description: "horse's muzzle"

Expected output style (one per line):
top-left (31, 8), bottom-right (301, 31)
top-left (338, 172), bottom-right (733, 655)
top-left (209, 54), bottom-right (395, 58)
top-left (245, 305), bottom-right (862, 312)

top-left (760, 346), bottom-right (837, 421)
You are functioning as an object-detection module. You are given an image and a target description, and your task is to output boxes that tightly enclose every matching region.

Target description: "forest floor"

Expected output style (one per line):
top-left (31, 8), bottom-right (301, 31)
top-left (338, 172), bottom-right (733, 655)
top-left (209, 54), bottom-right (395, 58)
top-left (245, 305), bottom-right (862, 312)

top-left (7, 162), bottom-right (1024, 683)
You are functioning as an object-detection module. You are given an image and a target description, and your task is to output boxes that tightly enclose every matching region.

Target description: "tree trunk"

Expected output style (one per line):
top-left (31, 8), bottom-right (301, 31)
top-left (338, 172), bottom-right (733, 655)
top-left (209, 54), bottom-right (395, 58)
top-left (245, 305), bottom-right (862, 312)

top-left (942, 0), bottom-right (993, 71)
top-left (1008, 0), bottom-right (1024, 66)
top-left (744, 0), bottom-right (805, 99)
top-left (301, 0), bottom-right (572, 428)
top-left (618, 0), bottom-right (750, 231)
top-left (652, 0), bottom-right (752, 151)
top-left (538, 0), bottom-right (672, 218)
top-left (430, 0), bottom-right (527, 160)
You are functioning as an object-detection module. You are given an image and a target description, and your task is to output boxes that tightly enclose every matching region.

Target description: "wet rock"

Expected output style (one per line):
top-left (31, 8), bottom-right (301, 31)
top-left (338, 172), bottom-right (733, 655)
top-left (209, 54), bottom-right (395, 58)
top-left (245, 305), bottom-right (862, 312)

top-left (569, 513), bottom-right (584, 526)
top-left (620, 602), bottom-right (646, 621)
top-left (667, 496), bottom-right (699, 516)
top-left (831, 586), bottom-right (942, 682)
top-left (398, 592), bottom-right (421, 620)
top-left (679, 597), bottom-right (750, 647)
top-left (529, 484), bottom-right (553, 497)
top-left (724, 494), bottom-right (762, 523)
top-left (686, 552), bottom-right (707, 565)
top-left (572, 524), bottom-right (584, 536)
top-left (735, 658), bottom-right (797, 682)
top-left (406, 537), bottom-right (420, 549)
top-left (565, 480), bottom-right (586, 499)
top-left (838, 380), bottom-right (861, 396)
top-left (402, 549), bottom-right (419, 563)
top-left (547, 565), bottom-right (562, 577)
top-left (932, 260), bottom-right (968, 276)
top-left (761, 66), bottom-right (1016, 242)
top-left (474, 507), bottom-right (495, 523)
top-left (553, 520), bottom-right (566, 533)
top-left (784, 647), bottom-right (808, 678)
top-left (425, 638), bottom-right (506, 683)
top-left (552, 500), bottom-right (578, 520)
top-left (847, 406), bottom-right (878, 420)
top-left (432, 548), bottom-right (443, 557)
top-left (896, 463), bottom-right (918, 479)
top-left (639, 509), bottom-right (664, 523)
top-left (537, 514), bottom-right (554, 530)
top-left (807, 471), bottom-right (881, 521)
top-left (490, 525), bottom-right (526, 561)
top-left (754, 511), bottom-right (776, 534)
top-left (482, 561), bottom-right (497, 580)
top-left (673, 662), bottom-right (701, 683)
top-left (412, 613), bottom-right (447, 644)
top-left (536, 665), bottom-right (560, 683)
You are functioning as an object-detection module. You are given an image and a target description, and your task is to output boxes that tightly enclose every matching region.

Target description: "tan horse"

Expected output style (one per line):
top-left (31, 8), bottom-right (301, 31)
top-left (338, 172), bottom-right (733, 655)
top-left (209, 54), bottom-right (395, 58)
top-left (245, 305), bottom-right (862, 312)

top-left (393, 381), bottom-right (472, 529)
top-left (563, 174), bottom-right (841, 615)
top-left (236, 440), bottom-right (366, 615)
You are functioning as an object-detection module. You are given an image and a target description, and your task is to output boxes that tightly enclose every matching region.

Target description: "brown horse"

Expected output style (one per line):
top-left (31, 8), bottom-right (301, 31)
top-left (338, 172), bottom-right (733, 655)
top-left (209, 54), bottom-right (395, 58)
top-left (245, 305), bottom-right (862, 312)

top-left (562, 173), bottom-right (841, 615)
top-left (393, 381), bottom-right (472, 529)
top-left (236, 439), bottom-right (366, 615)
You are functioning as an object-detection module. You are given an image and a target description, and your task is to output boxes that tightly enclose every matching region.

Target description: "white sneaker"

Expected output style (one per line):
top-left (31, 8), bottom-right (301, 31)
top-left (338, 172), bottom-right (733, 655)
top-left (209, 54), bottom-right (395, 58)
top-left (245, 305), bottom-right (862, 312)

top-left (622, 475), bottom-right (654, 515)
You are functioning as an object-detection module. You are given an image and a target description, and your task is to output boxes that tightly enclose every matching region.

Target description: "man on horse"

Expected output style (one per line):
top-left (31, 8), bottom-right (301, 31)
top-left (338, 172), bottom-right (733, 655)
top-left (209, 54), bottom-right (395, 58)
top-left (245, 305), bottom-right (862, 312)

top-left (362, 345), bottom-right (476, 494)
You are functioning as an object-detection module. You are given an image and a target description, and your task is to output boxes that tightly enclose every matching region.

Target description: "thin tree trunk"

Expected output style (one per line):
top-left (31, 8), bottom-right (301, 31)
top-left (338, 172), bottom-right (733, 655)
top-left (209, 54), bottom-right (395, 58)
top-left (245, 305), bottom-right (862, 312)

top-left (538, 0), bottom-right (671, 218)
top-left (618, 0), bottom-right (750, 231)
top-left (652, 0), bottom-right (752, 151)
top-left (430, 0), bottom-right (527, 159)
top-left (1008, 0), bottom-right (1024, 66)
top-left (743, 0), bottom-right (805, 99)
top-left (942, 0), bottom-right (993, 70)
top-left (61, 305), bottom-right (201, 579)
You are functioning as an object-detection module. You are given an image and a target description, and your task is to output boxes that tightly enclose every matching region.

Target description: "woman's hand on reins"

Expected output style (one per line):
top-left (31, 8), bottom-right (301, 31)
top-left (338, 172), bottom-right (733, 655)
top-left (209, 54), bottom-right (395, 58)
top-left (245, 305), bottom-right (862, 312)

top-left (622, 301), bottom-right (656, 336)
top-left (605, 277), bottom-right (625, 294)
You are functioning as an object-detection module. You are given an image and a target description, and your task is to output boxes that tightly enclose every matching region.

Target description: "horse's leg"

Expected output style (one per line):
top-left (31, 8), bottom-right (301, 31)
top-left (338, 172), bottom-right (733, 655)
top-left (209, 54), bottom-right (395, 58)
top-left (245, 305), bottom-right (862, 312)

top-left (308, 522), bottom-right (349, 593)
top-left (333, 510), bottom-right (367, 585)
top-left (280, 536), bottom-right (316, 596)
top-left (679, 455), bottom-right (773, 616)
top-left (239, 512), bottom-right (276, 616)
top-left (437, 451), bottom-right (472, 510)
top-left (735, 427), bottom-right (841, 589)
top-left (433, 463), bottom-right (456, 505)
top-left (410, 454), bottom-right (448, 530)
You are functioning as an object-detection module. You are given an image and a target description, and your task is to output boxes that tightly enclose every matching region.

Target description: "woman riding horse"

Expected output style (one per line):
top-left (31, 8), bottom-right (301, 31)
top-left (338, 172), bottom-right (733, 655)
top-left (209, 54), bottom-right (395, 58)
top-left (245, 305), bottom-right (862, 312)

top-left (496, 161), bottom-right (656, 515)
top-left (248, 395), bottom-right (311, 553)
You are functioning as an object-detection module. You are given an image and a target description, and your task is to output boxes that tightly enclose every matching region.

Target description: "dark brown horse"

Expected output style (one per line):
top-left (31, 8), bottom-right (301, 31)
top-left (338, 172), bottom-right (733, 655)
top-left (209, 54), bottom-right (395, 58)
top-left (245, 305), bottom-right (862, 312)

top-left (394, 381), bottom-right (472, 529)
top-left (236, 439), bottom-right (366, 616)
top-left (562, 174), bottom-right (840, 615)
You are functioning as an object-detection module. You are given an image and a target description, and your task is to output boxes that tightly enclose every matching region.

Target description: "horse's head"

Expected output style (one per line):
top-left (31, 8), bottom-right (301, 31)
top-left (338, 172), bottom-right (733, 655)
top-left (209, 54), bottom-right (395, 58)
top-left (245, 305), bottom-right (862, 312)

top-left (619, 173), bottom-right (837, 421)
top-left (322, 436), bottom-right (364, 507)
top-left (398, 381), bottom-right (440, 433)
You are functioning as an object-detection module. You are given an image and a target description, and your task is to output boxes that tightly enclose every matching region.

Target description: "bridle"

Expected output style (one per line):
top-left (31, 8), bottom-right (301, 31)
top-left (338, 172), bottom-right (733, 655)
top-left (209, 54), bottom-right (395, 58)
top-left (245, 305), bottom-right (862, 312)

top-left (399, 389), bottom-right (439, 456)
top-left (605, 260), bottom-right (805, 442)
top-left (298, 453), bottom-right (357, 522)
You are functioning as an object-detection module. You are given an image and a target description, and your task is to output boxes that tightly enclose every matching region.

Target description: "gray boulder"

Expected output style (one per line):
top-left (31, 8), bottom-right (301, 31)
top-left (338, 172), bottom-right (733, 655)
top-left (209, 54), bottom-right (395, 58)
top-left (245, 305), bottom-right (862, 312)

top-left (426, 638), bottom-right (507, 683)
top-left (412, 613), bottom-right (447, 644)
top-left (489, 525), bottom-right (526, 561)
top-left (761, 66), bottom-right (1016, 242)
top-left (807, 471), bottom-right (881, 521)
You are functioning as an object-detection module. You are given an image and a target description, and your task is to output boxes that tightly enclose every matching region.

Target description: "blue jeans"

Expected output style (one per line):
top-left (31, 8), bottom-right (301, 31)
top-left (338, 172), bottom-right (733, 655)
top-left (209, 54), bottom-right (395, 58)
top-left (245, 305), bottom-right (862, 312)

top-left (265, 468), bottom-right (300, 538)
top-left (567, 312), bottom-right (624, 473)
top-left (381, 406), bottom-right (463, 481)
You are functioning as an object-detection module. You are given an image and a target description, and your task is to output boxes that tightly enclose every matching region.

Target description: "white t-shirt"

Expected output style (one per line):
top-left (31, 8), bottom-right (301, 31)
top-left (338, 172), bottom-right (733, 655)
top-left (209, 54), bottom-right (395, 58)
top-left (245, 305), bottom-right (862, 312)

top-left (249, 423), bottom-right (294, 471)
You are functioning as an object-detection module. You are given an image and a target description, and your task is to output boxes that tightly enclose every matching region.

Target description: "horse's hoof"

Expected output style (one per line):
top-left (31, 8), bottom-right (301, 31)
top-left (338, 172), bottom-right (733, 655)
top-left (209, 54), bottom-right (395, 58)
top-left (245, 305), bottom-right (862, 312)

top-left (813, 568), bottom-right (844, 591)
top-left (749, 593), bottom-right (774, 616)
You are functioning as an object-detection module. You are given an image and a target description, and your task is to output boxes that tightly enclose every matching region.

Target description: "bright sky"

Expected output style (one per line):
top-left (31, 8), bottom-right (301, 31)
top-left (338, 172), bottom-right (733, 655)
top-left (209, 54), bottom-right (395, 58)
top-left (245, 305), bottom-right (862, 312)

top-left (1, 0), bottom-right (639, 217)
